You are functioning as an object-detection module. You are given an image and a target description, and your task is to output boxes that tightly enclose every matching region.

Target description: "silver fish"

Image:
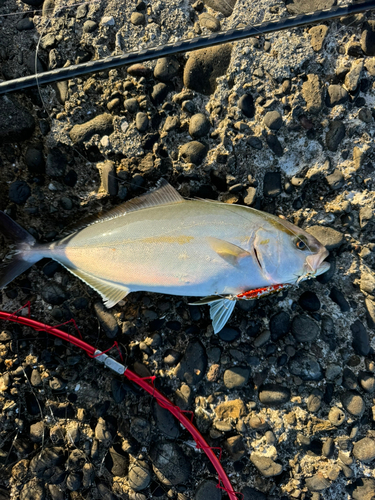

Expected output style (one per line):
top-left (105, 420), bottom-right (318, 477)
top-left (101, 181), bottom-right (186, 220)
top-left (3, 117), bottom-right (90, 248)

top-left (0, 180), bottom-right (329, 333)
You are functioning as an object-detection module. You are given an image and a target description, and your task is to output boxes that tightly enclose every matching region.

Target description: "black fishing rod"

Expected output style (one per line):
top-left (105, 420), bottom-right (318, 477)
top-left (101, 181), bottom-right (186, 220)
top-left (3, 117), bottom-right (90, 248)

top-left (0, 0), bottom-right (375, 95)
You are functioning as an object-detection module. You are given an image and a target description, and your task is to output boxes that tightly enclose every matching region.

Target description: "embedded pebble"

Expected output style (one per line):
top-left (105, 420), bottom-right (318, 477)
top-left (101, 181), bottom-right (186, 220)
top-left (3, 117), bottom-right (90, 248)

top-left (69, 114), bottom-right (113, 144)
top-left (128, 461), bottom-right (151, 491)
top-left (223, 366), bottom-right (250, 389)
top-left (263, 110), bottom-right (283, 130)
top-left (250, 454), bottom-right (282, 477)
top-left (258, 384), bottom-right (291, 406)
top-left (302, 74), bottom-right (323, 114)
top-left (94, 302), bottom-right (119, 338)
top-left (154, 57), bottom-right (180, 82)
top-left (238, 94), bottom-right (255, 118)
top-left (306, 225), bottom-right (344, 250)
top-left (180, 141), bottom-right (207, 165)
top-left (341, 390), bottom-right (365, 417)
top-left (195, 480), bottom-right (222, 500)
top-left (174, 340), bottom-right (207, 385)
top-left (150, 441), bottom-right (191, 485)
top-left (292, 314), bottom-right (320, 343)
top-left (352, 437), bottom-right (375, 462)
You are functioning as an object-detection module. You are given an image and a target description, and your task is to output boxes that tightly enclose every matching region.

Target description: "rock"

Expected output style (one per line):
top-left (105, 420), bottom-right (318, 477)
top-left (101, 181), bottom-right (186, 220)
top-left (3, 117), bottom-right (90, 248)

top-left (265, 133), bottom-right (283, 156)
top-left (322, 438), bottom-right (335, 458)
top-left (30, 422), bottom-right (45, 443)
top-left (97, 160), bottom-right (118, 196)
top-left (20, 481), bottom-right (45, 500)
top-left (250, 454), bottom-right (282, 477)
top-left (351, 320), bottom-right (370, 356)
top-left (345, 60), bottom-right (364, 92)
top-left (360, 270), bottom-right (375, 295)
top-left (163, 115), bottom-right (180, 133)
top-left (214, 399), bottom-right (246, 419)
top-left (248, 136), bottom-right (262, 149)
top-left (285, 0), bottom-right (335, 14)
top-left (30, 447), bottom-right (65, 480)
top-left (298, 292), bottom-right (320, 312)
top-left (9, 181), bottom-right (31, 204)
top-left (105, 446), bottom-right (128, 476)
top-left (365, 298), bottom-right (375, 329)
top-left (218, 326), bottom-right (240, 342)
top-left (151, 83), bottom-right (169, 103)
top-left (302, 74), bottom-right (323, 114)
top-left (289, 352), bottom-right (323, 381)
top-left (195, 480), bottom-right (222, 499)
top-left (341, 390), bottom-right (365, 417)
top-left (365, 58), bottom-right (375, 76)
top-left (183, 44), bottom-right (233, 95)
top-left (0, 96), bottom-right (35, 143)
top-left (149, 441), bottom-right (191, 485)
top-left (174, 339), bottom-right (207, 385)
top-left (305, 473), bottom-right (331, 492)
top-left (264, 110), bottom-right (283, 130)
top-left (359, 372), bottom-right (375, 392)
top-left (130, 12), bottom-right (145, 25)
top-left (263, 171), bottom-right (282, 197)
top-left (306, 225), bottom-right (344, 251)
top-left (128, 461), bottom-right (151, 491)
top-left (82, 20), bottom-right (97, 32)
top-left (238, 94), bottom-right (255, 118)
top-left (320, 315), bottom-right (336, 350)
top-left (328, 407), bottom-right (346, 426)
top-left (25, 145), bottom-right (45, 174)
top-left (224, 435), bottom-right (246, 461)
top-left (307, 391), bottom-right (323, 412)
top-left (329, 287), bottom-right (350, 312)
top-left (269, 311), bottom-right (290, 341)
top-left (326, 85), bottom-right (348, 107)
top-left (243, 186), bottom-right (257, 206)
top-left (154, 57), bottom-right (180, 82)
top-left (130, 417), bottom-right (150, 444)
top-left (135, 112), bottom-right (149, 132)
top-left (203, 0), bottom-right (237, 17)
top-left (361, 21), bottom-right (375, 56)
top-left (95, 417), bottom-right (115, 441)
top-left (46, 148), bottom-right (67, 178)
top-left (153, 401), bottom-right (179, 439)
top-left (180, 141), bottom-right (207, 165)
top-left (292, 314), bottom-right (320, 342)
top-left (325, 121), bottom-right (345, 152)
top-left (241, 486), bottom-right (267, 500)
top-left (223, 366), bottom-right (250, 389)
top-left (353, 438), bottom-right (375, 462)
top-left (199, 12), bottom-right (220, 31)
top-left (309, 25), bottom-right (329, 51)
top-left (16, 18), bottom-right (34, 30)
top-left (326, 169), bottom-right (345, 190)
top-left (70, 114), bottom-right (113, 144)
top-left (259, 384), bottom-right (290, 405)
top-left (124, 98), bottom-right (138, 113)
top-left (347, 478), bottom-right (375, 500)
top-left (66, 472), bottom-right (81, 491)
top-left (41, 284), bottom-right (67, 306)
top-left (358, 108), bottom-right (372, 123)
top-left (189, 113), bottom-right (210, 138)
top-left (94, 302), bottom-right (119, 338)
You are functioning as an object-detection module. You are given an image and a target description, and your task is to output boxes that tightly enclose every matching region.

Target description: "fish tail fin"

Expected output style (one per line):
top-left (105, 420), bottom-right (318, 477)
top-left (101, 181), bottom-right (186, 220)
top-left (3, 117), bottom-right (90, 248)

top-left (0, 211), bottom-right (41, 289)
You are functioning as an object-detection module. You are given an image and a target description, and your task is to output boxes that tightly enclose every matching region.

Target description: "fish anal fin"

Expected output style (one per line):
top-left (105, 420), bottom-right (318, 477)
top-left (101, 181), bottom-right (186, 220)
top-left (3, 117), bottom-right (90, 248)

top-left (207, 237), bottom-right (251, 268)
top-left (209, 299), bottom-right (236, 334)
top-left (61, 179), bottom-right (184, 236)
top-left (58, 264), bottom-right (130, 308)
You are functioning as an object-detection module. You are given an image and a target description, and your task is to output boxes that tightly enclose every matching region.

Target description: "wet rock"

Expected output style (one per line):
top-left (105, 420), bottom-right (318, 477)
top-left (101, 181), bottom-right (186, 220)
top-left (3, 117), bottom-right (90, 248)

top-left (289, 352), bottom-right (323, 381)
top-left (263, 171), bottom-right (282, 197)
top-left (347, 478), bottom-right (375, 500)
top-left (41, 284), bottom-right (67, 306)
top-left (105, 445), bottom-right (129, 476)
top-left (326, 121), bottom-right (345, 152)
top-left (292, 314), bottom-right (320, 342)
top-left (195, 480), bottom-right (222, 499)
top-left (238, 94), bottom-right (255, 118)
top-left (174, 339), bottom-right (207, 385)
top-left (351, 320), bottom-right (370, 356)
top-left (326, 85), bottom-right (348, 107)
top-left (218, 326), bottom-right (240, 342)
top-left (309, 25), bottom-right (329, 51)
top-left (131, 11), bottom-right (145, 25)
top-left (180, 141), bottom-right (207, 165)
top-left (135, 112), bottom-right (149, 132)
top-left (128, 461), bottom-right (151, 491)
top-left (223, 366), bottom-right (250, 389)
top-left (306, 225), bottom-right (344, 251)
top-left (328, 407), bottom-right (346, 426)
top-left (259, 384), bottom-right (290, 406)
top-left (361, 21), bottom-right (375, 56)
top-left (269, 311), bottom-right (290, 341)
top-left (203, 0), bottom-right (237, 17)
top-left (345, 60), bottom-right (364, 93)
top-left (0, 96), bottom-right (35, 143)
top-left (326, 169), bottom-right (345, 190)
top-left (183, 44), bottom-right (232, 95)
top-left (250, 454), bottom-right (282, 477)
top-left (264, 110), bottom-right (283, 130)
top-left (265, 133), bottom-right (283, 156)
top-left (70, 114), bottom-right (113, 144)
top-left (9, 181), bottom-right (31, 205)
top-left (150, 441), bottom-right (191, 485)
top-left (305, 473), bottom-right (331, 492)
top-left (329, 287), bottom-right (350, 312)
top-left (302, 74), bottom-right (323, 114)
top-left (341, 390), bottom-right (365, 417)
top-left (154, 57), bottom-right (180, 82)
top-left (199, 12), bottom-right (221, 32)
top-left (189, 113), bottom-right (210, 138)
top-left (298, 291), bottom-right (320, 312)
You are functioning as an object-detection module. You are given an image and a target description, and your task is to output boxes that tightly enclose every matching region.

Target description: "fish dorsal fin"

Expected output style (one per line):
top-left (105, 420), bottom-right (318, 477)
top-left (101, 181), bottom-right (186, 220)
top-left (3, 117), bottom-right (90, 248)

top-left (61, 179), bottom-right (184, 236)
top-left (58, 262), bottom-right (130, 308)
top-left (207, 237), bottom-right (251, 268)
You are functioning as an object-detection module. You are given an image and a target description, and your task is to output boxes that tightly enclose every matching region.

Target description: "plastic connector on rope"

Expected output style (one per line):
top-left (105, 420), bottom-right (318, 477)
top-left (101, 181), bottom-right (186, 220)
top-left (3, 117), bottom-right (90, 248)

top-left (0, 308), bottom-right (240, 499)
top-left (0, 0), bottom-right (374, 94)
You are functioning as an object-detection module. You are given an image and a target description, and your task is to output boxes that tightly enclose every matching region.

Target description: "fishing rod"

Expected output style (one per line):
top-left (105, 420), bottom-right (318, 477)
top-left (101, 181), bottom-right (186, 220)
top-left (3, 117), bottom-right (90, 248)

top-left (0, 0), bottom-right (375, 95)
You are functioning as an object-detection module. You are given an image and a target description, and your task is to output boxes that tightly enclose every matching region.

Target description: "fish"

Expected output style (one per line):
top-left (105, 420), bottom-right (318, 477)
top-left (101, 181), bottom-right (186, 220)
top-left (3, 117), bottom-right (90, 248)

top-left (0, 179), bottom-right (330, 333)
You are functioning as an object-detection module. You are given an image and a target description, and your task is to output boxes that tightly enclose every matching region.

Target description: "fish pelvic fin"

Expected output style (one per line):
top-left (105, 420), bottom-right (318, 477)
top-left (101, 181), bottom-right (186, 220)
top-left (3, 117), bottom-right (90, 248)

top-left (189, 296), bottom-right (236, 333)
top-left (207, 237), bottom-right (251, 268)
top-left (0, 211), bottom-right (41, 289)
top-left (56, 264), bottom-right (130, 308)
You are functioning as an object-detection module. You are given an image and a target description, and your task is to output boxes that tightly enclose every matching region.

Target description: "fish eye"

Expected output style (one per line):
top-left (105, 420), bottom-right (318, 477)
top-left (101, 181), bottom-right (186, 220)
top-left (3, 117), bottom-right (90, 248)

top-left (296, 239), bottom-right (307, 250)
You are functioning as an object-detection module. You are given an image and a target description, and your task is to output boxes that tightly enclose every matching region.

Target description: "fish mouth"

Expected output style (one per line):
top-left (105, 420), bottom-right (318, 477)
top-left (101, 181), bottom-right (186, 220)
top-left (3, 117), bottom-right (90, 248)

top-left (305, 248), bottom-right (330, 277)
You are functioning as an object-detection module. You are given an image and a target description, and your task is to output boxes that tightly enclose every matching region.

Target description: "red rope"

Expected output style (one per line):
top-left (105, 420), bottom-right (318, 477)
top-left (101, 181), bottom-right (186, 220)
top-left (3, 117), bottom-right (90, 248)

top-left (0, 308), bottom-right (240, 500)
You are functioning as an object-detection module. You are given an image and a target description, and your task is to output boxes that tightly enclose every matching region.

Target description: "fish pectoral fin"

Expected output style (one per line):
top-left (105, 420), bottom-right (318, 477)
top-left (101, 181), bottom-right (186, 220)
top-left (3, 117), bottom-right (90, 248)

top-left (59, 264), bottom-right (130, 308)
top-left (207, 237), bottom-right (251, 268)
top-left (209, 298), bottom-right (236, 334)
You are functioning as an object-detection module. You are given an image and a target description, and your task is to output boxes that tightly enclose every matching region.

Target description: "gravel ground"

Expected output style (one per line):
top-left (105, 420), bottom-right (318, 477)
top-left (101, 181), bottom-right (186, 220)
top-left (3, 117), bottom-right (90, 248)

top-left (1, 0), bottom-right (375, 499)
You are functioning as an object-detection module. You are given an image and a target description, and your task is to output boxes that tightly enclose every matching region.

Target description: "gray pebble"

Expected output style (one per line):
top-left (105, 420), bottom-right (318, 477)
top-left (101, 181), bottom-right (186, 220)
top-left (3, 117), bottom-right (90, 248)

top-left (305, 474), bottom-right (331, 492)
top-left (195, 480), bottom-right (222, 499)
top-left (131, 12), bottom-right (145, 25)
top-left (361, 20), bottom-right (375, 55)
top-left (351, 320), bottom-right (370, 356)
top-left (153, 401), bottom-right (180, 439)
top-left (263, 110), bottom-right (283, 130)
top-left (9, 181), bottom-right (31, 205)
top-left (302, 74), bottom-right (324, 114)
top-left (238, 94), bottom-right (255, 118)
top-left (358, 107), bottom-right (373, 123)
top-left (181, 100), bottom-right (196, 113)
top-left (352, 437), bottom-right (375, 462)
top-left (250, 454), bottom-right (282, 477)
top-left (203, 0), bottom-right (237, 17)
top-left (130, 417), bottom-right (150, 443)
top-left (136, 112), bottom-right (149, 132)
top-left (326, 120), bottom-right (345, 152)
top-left (326, 169), bottom-right (345, 191)
top-left (258, 384), bottom-right (291, 406)
top-left (223, 366), bottom-right (250, 389)
top-left (248, 136), bottom-right (262, 149)
top-left (341, 390), bottom-right (365, 417)
top-left (150, 441), bottom-right (191, 485)
top-left (70, 113), bottom-right (113, 145)
top-left (345, 61), bottom-right (363, 93)
top-left (124, 98), bottom-right (139, 113)
top-left (151, 82), bottom-right (169, 103)
top-left (129, 461), bottom-right (151, 492)
top-left (289, 352), bottom-right (323, 381)
top-left (180, 141), bottom-right (207, 165)
top-left (154, 57), bottom-right (180, 82)
top-left (94, 302), bottom-right (119, 338)
top-left (328, 407), bottom-right (346, 426)
top-left (105, 446), bottom-right (129, 476)
top-left (16, 18), bottom-right (34, 31)
top-left (163, 115), bottom-right (180, 132)
top-left (189, 113), bottom-right (210, 138)
top-left (265, 133), bottom-right (283, 156)
top-left (326, 84), bottom-right (348, 107)
top-left (42, 284), bottom-right (67, 306)
top-left (292, 314), bottom-right (319, 343)
top-left (174, 339), bottom-right (207, 385)
top-left (307, 391), bottom-right (323, 412)
top-left (83, 20), bottom-right (98, 33)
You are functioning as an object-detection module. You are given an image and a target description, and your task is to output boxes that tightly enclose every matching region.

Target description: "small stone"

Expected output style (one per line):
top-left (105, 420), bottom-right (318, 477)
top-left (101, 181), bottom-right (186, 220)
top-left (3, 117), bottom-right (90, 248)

top-left (292, 314), bottom-right (320, 342)
top-left (150, 441), bottom-right (191, 485)
top-left (195, 480), bottom-right (222, 500)
top-left (154, 57), bottom-right (180, 82)
top-left (130, 417), bottom-right (150, 444)
top-left (163, 115), bottom-right (180, 132)
top-left (95, 417), bottom-right (115, 442)
top-left (309, 25), bottom-right (329, 51)
top-left (218, 326), bottom-right (240, 342)
top-left (365, 57), bottom-right (375, 76)
top-left (285, 0), bottom-right (335, 15)
top-left (265, 133), bottom-right (283, 156)
top-left (258, 384), bottom-right (291, 406)
top-left (361, 21), bottom-right (375, 56)
top-left (153, 401), bottom-right (179, 439)
top-left (83, 20), bottom-right (97, 33)
top-left (358, 372), bottom-right (375, 393)
top-left (243, 186), bottom-right (257, 206)
top-left (325, 121), bottom-right (345, 152)
top-left (130, 12), bottom-right (145, 25)
top-left (135, 112), bottom-right (149, 132)
top-left (97, 160), bottom-right (118, 196)
top-left (305, 473), bottom-right (331, 492)
top-left (69, 114), bottom-right (113, 145)
top-left (250, 454), bottom-right (282, 477)
top-left (238, 94), bottom-right (255, 118)
top-left (203, 0), bottom-right (237, 17)
top-left (9, 181), bottom-right (31, 205)
top-left (174, 340), bottom-right (207, 386)
top-left (105, 446), bottom-right (128, 476)
top-left (351, 320), bottom-right (370, 356)
top-left (289, 352), bottom-right (323, 381)
top-left (66, 472), bottom-right (81, 491)
top-left (360, 270), bottom-right (375, 295)
top-left (180, 141), bottom-right (207, 165)
top-left (82, 463), bottom-right (95, 488)
top-left (347, 478), bottom-right (375, 500)
top-left (241, 486), bottom-right (267, 500)
top-left (307, 391), bottom-right (323, 412)
top-left (247, 136), bottom-right (262, 149)
top-left (358, 107), bottom-right (372, 123)
top-left (41, 284), bottom-right (67, 306)
top-left (365, 297), bottom-right (375, 329)
top-left (214, 399), bottom-right (246, 419)
top-left (345, 60), bottom-right (364, 93)
top-left (263, 171), bottom-right (282, 197)
top-left (199, 12), bottom-right (221, 31)
top-left (328, 407), bottom-right (346, 426)
top-left (128, 461), bottom-right (151, 491)
top-left (326, 85), bottom-right (348, 107)
top-left (329, 287), bottom-right (350, 312)
top-left (264, 110), bottom-right (283, 130)
top-left (30, 422), bottom-right (45, 443)
top-left (306, 226), bottom-right (344, 251)
top-left (16, 18), bottom-right (34, 31)
top-left (302, 74), bottom-right (323, 114)
top-left (124, 98), bottom-right (139, 113)
top-left (189, 113), bottom-right (210, 138)
top-left (298, 292), bottom-right (320, 312)
top-left (223, 366), bottom-right (250, 389)
top-left (94, 302), bottom-right (119, 338)
top-left (341, 390), bottom-right (365, 417)
top-left (352, 437), bottom-right (375, 463)
top-left (269, 311), bottom-right (291, 341)
top-left (326, 169), bottom-right (345, 190)
top-left (152, 83), bottom-right (169, 103)
top-left (20, 481), bottom-right (45, 500)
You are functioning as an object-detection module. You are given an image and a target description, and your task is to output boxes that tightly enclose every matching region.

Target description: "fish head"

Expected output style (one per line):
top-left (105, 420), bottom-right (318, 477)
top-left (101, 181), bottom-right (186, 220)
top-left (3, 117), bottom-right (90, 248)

top-left (253, 216), bottom-right (330, 285)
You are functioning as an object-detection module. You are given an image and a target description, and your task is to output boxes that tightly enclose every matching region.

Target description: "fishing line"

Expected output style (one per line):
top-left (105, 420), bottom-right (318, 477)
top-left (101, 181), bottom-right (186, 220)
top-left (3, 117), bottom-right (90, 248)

top-left (1, 0), bottom-right (375, 94)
